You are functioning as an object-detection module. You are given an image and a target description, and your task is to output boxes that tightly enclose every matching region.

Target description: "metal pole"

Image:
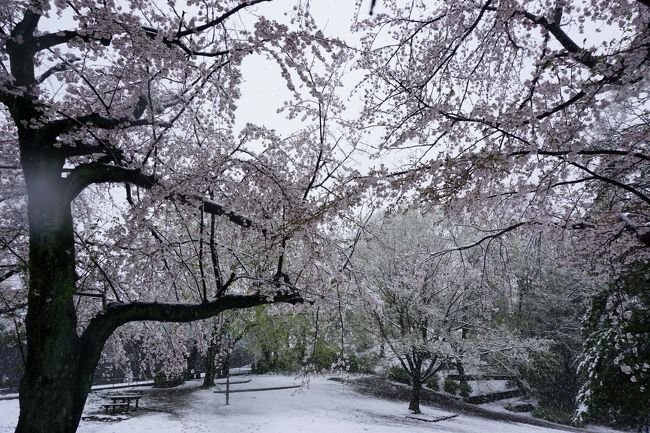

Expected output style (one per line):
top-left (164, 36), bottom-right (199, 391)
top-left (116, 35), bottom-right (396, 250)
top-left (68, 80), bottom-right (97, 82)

top-left (225, 367), bottom-right (230, 405)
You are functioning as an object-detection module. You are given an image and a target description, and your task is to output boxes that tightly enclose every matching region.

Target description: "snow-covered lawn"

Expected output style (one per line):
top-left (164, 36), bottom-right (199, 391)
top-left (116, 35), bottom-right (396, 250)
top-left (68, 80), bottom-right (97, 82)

top-left (0, 375), bottom-right (609, 433)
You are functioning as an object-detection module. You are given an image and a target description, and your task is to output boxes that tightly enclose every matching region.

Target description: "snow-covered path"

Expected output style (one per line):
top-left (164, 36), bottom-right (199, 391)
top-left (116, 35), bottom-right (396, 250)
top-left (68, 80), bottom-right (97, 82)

top-left (0, 375), bottom-right (595, 433)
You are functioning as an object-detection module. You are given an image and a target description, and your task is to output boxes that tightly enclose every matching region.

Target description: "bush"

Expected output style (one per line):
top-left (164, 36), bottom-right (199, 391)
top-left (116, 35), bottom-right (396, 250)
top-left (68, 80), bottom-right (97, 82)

top-left (309, 342), bottom-right (339, 371)
top-left (576, 271), bottom-right (650, 431)
top-left (443, 376), bottom-right (459, 395)
top-left (346, 353), bottom-right (380, 374)
top-left (459, 381), bottom-right (473, 397)
top-left (153, 371), bottom-right (185, 388)
top-left (250, 357), bottom-right (272, 374)
top-left (425, 374), bottom-right (439, 391)
top-left (505, 403), bottom-right (535, 413)
top-left (519, 348), bottom-right (579, 413)
top-left (532, 405), bottom-right (581, 427)
top-left (387, 366), bottom-right (411, 384)
top-left (251, 350), bottom-right (301, 374)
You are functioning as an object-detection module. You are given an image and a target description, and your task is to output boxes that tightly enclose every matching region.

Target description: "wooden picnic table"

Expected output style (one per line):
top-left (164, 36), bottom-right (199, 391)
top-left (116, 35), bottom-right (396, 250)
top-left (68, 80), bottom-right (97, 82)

top-left (106, 394), bottom-right (143, 412)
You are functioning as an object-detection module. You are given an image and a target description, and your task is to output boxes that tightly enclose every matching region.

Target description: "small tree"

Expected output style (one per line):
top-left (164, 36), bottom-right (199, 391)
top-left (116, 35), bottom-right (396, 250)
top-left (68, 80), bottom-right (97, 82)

top-left (352, 212), bottom-right (540, 413)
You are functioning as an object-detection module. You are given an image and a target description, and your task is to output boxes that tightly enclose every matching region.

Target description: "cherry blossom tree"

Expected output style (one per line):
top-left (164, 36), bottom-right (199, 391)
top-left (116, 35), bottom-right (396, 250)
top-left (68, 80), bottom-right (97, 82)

top-left (0, 1), bottom-right (360, 432)
top-left (356, 1), bottom-right (650, 263)
top-left (356, 2), bottom-right (649, 417)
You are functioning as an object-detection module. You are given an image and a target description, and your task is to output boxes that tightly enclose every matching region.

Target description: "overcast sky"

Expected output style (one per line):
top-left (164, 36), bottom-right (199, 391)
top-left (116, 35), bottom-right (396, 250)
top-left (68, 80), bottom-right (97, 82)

top-left (235, 0), bottom-right (370, 134)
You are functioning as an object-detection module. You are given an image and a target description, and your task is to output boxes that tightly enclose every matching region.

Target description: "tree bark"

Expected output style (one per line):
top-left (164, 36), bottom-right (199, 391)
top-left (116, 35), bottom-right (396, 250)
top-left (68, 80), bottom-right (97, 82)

top-left (187, 343), bottom-right (198, 379)
top-left (203, 344), bottom-right (217, 387)
top-left (203, 325), bottom-right (220, 388)
top-left (408, 356), bottom-right (423, 414)
top-left (456, 360), bottom-right (469, 395)
top-left (15, 145), bottom-right (89, 433)
top-left (409, 377), bottom-right (422, 414)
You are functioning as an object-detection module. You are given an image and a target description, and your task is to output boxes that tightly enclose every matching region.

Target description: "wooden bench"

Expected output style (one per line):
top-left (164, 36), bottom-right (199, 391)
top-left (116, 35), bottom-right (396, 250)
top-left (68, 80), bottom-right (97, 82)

top-left (101, 403), bottom-right (130, 414)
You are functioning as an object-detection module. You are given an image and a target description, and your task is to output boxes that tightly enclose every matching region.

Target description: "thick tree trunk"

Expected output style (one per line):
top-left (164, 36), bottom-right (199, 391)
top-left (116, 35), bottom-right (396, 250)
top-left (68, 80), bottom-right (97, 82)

top-left (15, 153), bottom-right (91, 433)
top-left (409, 378), bottom-right (422, 414)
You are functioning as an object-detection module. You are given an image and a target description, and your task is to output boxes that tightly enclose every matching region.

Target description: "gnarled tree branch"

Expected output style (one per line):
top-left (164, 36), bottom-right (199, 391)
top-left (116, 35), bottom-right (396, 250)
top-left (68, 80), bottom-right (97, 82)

top-left (80, 289), bottom-right (304, 352)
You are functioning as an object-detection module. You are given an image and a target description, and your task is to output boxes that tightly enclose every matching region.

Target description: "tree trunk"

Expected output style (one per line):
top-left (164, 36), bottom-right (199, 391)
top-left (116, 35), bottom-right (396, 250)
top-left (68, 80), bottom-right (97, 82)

top-left (187, 343), bottom-right (198, 379)
top-left (203, 332), bottom-right (219, 388)
top-left (15, 153), bottom-right (91, 433)
top-left (456, 360), bottom-right (469, 395)
top-left (409, 377), bottom-right (422, 414)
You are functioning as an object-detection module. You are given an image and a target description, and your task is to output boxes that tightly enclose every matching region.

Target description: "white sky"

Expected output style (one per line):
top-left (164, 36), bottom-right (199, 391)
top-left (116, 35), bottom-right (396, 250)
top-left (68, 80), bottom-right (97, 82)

top-left (235, 0), bottom-right (372, 136)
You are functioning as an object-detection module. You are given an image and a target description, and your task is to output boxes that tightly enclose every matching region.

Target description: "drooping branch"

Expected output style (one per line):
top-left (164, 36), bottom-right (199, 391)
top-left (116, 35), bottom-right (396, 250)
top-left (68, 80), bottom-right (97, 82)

top-left (429, 222), bottom-right (528, 258)
top-left (568, 161), bottom-right (650, 206)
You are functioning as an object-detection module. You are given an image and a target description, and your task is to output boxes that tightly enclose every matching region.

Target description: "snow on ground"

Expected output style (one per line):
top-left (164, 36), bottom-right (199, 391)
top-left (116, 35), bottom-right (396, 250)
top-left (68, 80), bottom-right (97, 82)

top-left (0, 375), bottom-right (622, 433)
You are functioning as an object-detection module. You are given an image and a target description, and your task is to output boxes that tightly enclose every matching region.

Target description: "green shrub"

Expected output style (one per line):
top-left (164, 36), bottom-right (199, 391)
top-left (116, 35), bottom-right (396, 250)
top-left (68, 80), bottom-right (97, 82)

top-left (443, 376), bottom-right (459, 395)
top-left (309, 342), bottom-right (339, 371)
top-left (153, 371), bottom-right (185, 388)
top-left (577, 273), bottom-right (650, 431)
top-left (251, 350), bottom-right (301, 374)
top-left (519, 348), bottom-right (579, 413)
top-left (532, 405), bottom-right (581, 427)
top-left (425, 374), bottom-right (439, 391)
top-left (459, 381), bottom-right (473, 397)
top-left (387, 366), bottom-right (411, 384)
top-left (346, 353), bottom-right (380, 374)
top-left (505, 403), bottom-right (535, 413)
